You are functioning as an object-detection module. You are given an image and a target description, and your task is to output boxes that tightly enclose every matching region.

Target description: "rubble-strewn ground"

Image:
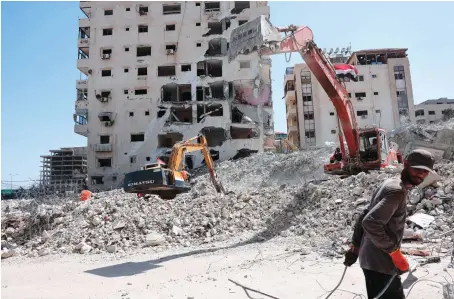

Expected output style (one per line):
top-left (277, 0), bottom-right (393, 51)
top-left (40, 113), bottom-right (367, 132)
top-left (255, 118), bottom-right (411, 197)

top-left (2, 119), bottom-right (454, 298)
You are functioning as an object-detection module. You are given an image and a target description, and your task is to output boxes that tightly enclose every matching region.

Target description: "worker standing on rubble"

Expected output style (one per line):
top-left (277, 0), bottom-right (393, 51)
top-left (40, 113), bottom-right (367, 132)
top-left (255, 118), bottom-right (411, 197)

top-left (343, 149), bottom-right (435, 299)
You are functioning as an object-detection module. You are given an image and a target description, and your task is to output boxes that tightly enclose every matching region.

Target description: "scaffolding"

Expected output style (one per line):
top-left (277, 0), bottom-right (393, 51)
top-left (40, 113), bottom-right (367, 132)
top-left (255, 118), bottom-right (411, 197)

top-left (40, 147), bottom-right (88, 193)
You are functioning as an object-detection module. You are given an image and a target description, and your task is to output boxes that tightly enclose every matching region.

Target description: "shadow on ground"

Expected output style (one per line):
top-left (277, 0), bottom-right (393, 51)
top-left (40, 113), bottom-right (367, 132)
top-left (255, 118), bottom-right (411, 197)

top-left (86, 185), bottom-right (316, 278)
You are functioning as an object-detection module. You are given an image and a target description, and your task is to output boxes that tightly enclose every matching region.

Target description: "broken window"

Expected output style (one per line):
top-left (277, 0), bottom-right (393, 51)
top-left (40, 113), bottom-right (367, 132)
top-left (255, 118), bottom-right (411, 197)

top-left (137, 46), bottom-right (151, 57)
top-left (161, 84), bottom-right (191, 102)
top-left (196, 87), bottom-right (204, 101)
top-left (135, 89), bottom-right (147, 95)
top-left (98, 158), bottom-right (112, 167)
top-left (304, 112), bottom-right (314, 120)
top-left (158, 132), bottom-right (183, 148)
top-left (358, 75), bottom-right (364, 81)
top-left (104, 9), bottom-right (113, 15)
top-left (100, 135), bottom-right (110, 144)
top-left (238, 20), bottom-right (248, 26)
top-left (197, 60), bottom-right (223, 77)
top-left (166, 24), bottom-right (176, 31)
top-left (355, 92), bottom-right (366, 98)
top-left (91, 176), bottom-right (104, 185)
top-left (357, 110), bottom-right (368, 117)
top-left (205, 38), bottom-right (228, 57)
top-left (101, 69), bottom-right (112, 77)
top-left (204, 2), bottom-right (220, 12)
top-left (208, 81), bottom-right (226, 99)
top-left (138, 25), bottom-right (148, 33)
top-left (305, 130), bottom-right (315, 138)
top-left (181, 64), bottom-right (191, 72)
top-left (200, 127), bottom-right (227, 146)
top-left (415, 110), bottom-right (425, 117)
top-left (138, 6), bottom-right (148, 15)
top-left (96, 91), bottom-right (111, 102)
top-left (203, 20), bottom-right (231, 37)
top-left (163, 4), bottom-right (181, 14)
top-left (197, 104), bottom-right (223, 122)
top-left (170, 106), bottom-right (193, 123)
top-left (98, 112), bottom-right (114, 124)
top-left (230, 127), bottom-right (258, 139)
top-left (77, 89), bottom-right (88, 101)
top-left (131, 133), bottom-right (145, 142)
top-left (166, 44), bottom-right (177, 54)
top-left (158, 65), bottom-right (176, 77)
top-left (102, 48), bottom-right (112, 55)
top-left (157, 106), bottom-right (167, 118)
top-left (130, 156), bottom-right (136, 164)
top-left (231, 1), bottom-right (250, 14)
top-left (103, 28), bottom-right (113, 36)
top-left (137, 67), bottom-right (147, 76)
top-left (428, 110), bottom-right (435, 115)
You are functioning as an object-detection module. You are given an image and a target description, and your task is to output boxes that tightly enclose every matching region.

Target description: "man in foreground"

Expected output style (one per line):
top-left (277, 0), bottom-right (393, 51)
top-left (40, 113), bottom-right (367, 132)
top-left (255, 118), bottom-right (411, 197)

top-left (344, 149), bottom-right (435, 299)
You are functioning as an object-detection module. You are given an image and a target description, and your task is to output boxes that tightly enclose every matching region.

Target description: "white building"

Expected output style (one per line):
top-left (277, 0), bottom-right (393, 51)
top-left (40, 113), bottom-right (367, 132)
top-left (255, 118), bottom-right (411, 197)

top-left (75, 1), bottom-right (274, 189)
top-left (284, 48), bottom-right (416, 148)
top-left (415, 97), bottom-right (454, 124)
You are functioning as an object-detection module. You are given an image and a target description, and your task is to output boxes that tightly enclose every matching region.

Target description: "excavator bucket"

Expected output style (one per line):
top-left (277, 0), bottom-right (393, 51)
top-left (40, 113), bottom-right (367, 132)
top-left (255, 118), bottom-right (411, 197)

top-left (228, 15), bottom-right (281, 62)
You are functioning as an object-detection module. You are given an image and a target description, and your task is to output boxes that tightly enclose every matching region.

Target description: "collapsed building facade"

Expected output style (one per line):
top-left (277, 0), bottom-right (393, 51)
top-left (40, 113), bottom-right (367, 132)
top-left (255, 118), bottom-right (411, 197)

top-left (75, 1), bottom-right (273, 189)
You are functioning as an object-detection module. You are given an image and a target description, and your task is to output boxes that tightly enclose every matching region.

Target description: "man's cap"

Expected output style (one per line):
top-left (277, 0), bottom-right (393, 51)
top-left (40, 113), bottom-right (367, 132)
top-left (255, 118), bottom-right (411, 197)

top-left (406, 149), bottom-right (435, 172)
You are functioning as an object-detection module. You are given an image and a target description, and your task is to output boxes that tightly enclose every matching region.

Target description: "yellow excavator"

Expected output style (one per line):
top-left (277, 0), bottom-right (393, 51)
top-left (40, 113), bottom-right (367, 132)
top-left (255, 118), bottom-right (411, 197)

top-left (123, 134), bottom-right (227, 200)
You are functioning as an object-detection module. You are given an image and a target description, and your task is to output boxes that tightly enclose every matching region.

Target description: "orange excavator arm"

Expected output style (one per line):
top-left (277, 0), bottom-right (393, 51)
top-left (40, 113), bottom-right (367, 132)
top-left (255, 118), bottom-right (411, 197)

top-left (167, 135), bottom-right (226, 194)
top-left (228, 16), bottom-right (360, 161)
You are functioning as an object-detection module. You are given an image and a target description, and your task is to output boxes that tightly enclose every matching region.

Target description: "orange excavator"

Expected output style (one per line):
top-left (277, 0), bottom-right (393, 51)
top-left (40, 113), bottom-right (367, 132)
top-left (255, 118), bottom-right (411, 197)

top-left (123, 134), bottom-right (226, 199)
top-left (228, 16), bottom-right (401, 175)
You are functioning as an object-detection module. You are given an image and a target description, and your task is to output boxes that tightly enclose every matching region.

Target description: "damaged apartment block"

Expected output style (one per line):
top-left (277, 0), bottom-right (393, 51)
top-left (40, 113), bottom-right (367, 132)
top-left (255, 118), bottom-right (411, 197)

top-left (197, 81), bottom-right (231, 101)
top-left (197, 60), bottom-right (223, 77)
top-left (205, 38), bottom-right (228, 57)
top-left (161, 83), bottom-right (192, 102)
top-left (197, 103), bottom-right (223, 122)
top-left (167, 105), bottom-right (193, 124)
top-left (203, 19), bottom-right (231, 37)
top-left (200, 127), bottom-right (227, 147)
top-left (231, 1), bottom-right (250, 14)
top-left (157, 132), bottom-right (183, 148)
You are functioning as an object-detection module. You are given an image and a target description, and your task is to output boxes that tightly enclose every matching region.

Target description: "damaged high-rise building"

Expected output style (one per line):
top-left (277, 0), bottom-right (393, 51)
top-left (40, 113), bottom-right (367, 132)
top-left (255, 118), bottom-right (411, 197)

top-left (75, 1), bottom-right (274, 189)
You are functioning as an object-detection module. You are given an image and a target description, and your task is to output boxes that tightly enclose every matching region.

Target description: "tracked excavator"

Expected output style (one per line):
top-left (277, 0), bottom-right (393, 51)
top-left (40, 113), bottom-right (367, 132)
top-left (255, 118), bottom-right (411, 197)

top-left (123, 134), bottom-right (227, 200)
top-left (228, 16), bottom-right (401, 175)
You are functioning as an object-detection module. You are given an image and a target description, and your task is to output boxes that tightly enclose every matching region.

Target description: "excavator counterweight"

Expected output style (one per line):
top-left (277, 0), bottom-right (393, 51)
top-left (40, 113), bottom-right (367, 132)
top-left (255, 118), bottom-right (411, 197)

top-left (229, 16), bottom-right (401, 175)
top-left (123, 134), bottom-right (227, 200)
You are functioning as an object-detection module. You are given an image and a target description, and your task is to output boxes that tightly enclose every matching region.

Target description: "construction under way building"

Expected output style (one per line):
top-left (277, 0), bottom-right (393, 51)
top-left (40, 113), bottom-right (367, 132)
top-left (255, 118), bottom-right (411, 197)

top-left (40, 147), bottom-right (88, 193)
top-left (284, 48), bottom-right (416, 148)
top-left (75, 1), bottom-right (274, 190)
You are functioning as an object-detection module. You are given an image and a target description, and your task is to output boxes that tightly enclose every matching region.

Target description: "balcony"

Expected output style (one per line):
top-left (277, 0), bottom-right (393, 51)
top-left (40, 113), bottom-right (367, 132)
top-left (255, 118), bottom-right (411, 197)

top-left (76, 79), bottom-right (87, 89)
top-left (286, 107), bottom-right (297, 118)
top-left (288, 125), bottom-right (298, 133)
top-left (78, 37), bottom-right (90, 48)
top-left (74, 124), bottom-right (88, 137)
top-left (80, 1), bottom-right (91, 17)
top-left (285, 90), bottom-right (296, 103)
top-left (79, 18), bottom-right (90, 28)
top-left (77, 59), bottom-right (90, 75)
top-left (93, 143), bottom-right (112, 152)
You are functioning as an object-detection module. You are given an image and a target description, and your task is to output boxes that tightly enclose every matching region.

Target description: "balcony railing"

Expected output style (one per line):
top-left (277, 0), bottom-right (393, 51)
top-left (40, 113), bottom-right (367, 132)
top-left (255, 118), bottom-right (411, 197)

top-left (76, 80), bottom-right (87, 89)
top-left (74, 124), bottom-right (88, 137)
top-left (93, 144), bottom-right (112, 152)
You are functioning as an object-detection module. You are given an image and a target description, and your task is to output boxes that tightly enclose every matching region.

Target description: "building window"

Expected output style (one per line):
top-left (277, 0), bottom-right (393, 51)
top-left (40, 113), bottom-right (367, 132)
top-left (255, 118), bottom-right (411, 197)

top-left (239, 61), bottom-right (250, 69)
top-left (205, 2), bottom-right (220, 12)
top-left (138, 25), bottom-right (148, 33)
top-left (375, 110), bottom-right (381, 113)
top-left (124, 89), bottom-right (129, 94)
top-left (135, 89), bottom-right (147, 95)
top-left (91, 176), bottom-right (104, 185)
top-left (195, 2), bottom-right (200, 6)
top-left (166, 24), bottom-right (176, 31)
top-left (374, 92), bottom-right (379, 95)
top-left (358, 75), bottom-right (364, 81)
top-left (415, 110), bottom-right (425, 117)
top-left (131, 134), bottom-right (145, 142)
top-left (126, 7), bottom-right (130, 11)
top-left (137, 67), bottom-right (147, 76)
top-left (124, 68), bottom-right (129, 73)
top-left (330, 112), bottom-right (335, 116)
top-left (331, 130), bottom-right (336, 134)
top-left (157, 65), bottom-right (176, 77)
top-left (102, 28), bottom-right (113, 36)
top-left (196, 42), bottom-right (202, 47)
top-left (196, 22), bottom-right (201, 26)
top-left (100, 135), bottom-right (110, 144)
top-left (129, 112), bottom-right (134, 117)
top-left (163, 4), bottom-right (181, 15)
top-left (125, 27), bottom-right (130, 31)
top-left (145, 110), bottom-right (150, 116)
top-left (137, 46), bottom-right (151, 57)
top-left (372, 74), bottom-right (377, 78)
top-left (428, 111), bottom-right (435, 115)
top-left (357, 110), bottom-right (368, 116)
top-left (348, 93), bottom-right (351, 98)
top-left (138, 6), bottom-right (148, 14)
top-left (355, 92), bottom-right (366, 98)
top-left (239, 20), bottom-right (248, 26)
top-left (181, 64), bottom-right (191, 72)
top-left (130, 156), bottom-right (137, 164)
top-left (104, 9), bottom-right (113, 16)
top-left (98, 158), bottom-right (112, 168)
top-left (101, 69), bottom-right (112, 77)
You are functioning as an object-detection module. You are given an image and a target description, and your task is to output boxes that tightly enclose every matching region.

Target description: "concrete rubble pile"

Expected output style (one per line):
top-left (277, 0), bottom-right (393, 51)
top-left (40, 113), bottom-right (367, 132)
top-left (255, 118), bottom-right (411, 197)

top-left (1, 128), bottom-right (453, 260)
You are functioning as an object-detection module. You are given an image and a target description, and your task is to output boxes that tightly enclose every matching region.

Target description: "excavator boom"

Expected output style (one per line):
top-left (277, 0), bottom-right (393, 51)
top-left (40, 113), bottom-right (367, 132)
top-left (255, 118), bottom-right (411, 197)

top-left (228, 16), bottom-right (400, 174)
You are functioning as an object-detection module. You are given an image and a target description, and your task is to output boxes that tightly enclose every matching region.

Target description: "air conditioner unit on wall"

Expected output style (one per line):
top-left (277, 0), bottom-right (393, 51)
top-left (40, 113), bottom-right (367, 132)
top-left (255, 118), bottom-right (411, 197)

top-left (101, 54), bottom-right (111, 59)
top-left (166, 49), bottom-right (175, 55)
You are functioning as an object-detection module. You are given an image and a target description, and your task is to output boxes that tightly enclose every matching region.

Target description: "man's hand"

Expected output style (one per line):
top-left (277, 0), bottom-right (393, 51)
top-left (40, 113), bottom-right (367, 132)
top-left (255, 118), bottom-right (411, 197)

top-left (343, 245), bottom-right (360, 267)
top-left (389, 249), bottom-right (409, 273)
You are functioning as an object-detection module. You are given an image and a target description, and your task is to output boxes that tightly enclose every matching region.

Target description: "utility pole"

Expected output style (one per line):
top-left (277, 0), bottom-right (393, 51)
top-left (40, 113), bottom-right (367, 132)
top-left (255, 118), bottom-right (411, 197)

top-left (9, 173), bottom-right (18, 190)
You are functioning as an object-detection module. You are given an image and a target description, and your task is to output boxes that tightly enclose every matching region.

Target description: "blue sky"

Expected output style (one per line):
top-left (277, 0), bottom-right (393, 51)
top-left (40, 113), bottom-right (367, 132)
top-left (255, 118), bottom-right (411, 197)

top-left (2, 1), bottom-right (454, 187)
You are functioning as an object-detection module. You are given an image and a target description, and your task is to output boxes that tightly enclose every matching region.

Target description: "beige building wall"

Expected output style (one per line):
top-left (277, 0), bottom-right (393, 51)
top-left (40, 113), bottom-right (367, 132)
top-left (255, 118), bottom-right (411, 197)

top-left (284, 48), bottom-right (416, 149)
top-left (415, 98), bottom-right (454, 124)
top-left (75, 1), bottom-right (273, 189)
